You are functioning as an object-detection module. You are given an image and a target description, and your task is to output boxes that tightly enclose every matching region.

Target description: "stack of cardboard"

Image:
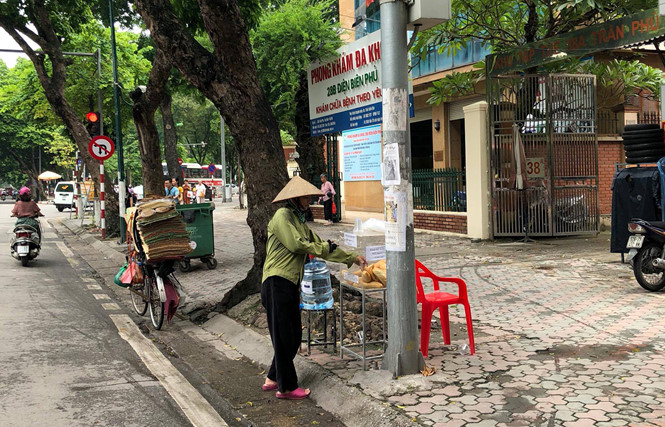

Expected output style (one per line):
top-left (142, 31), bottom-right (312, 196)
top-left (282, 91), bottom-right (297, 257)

top-left (136, 199), bottom-right (191, 260)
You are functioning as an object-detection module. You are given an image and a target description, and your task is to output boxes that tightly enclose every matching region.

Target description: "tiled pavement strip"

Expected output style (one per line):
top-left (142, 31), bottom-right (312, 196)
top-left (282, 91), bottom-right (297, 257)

top-left (73, 202), bottom-right (665, 426)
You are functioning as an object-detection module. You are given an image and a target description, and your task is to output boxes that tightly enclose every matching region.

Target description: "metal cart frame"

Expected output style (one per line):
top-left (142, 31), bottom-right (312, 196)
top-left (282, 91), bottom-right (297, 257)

top-left (339, 281), bottom-right (387, 370)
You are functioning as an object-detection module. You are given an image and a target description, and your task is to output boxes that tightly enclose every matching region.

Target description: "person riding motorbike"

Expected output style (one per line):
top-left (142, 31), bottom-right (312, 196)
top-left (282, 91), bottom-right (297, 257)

top-left (11, 187), bottom-right (43, 236)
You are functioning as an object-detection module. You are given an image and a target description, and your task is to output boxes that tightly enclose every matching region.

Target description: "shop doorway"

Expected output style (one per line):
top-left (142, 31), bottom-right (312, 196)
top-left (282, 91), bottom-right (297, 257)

top-left (410, 120), bottom-right (433, 170)
top-left (449, 119), bottom-right (466, 170)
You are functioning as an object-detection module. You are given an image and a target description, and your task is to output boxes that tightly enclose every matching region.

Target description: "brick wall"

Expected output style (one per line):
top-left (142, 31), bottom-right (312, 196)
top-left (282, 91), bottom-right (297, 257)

top-left (598, 137), bottom-right (623, 215)
top-left (414, 210), bottom-right (467, 234)
top-left (310, 205), bottom-right (324, 220)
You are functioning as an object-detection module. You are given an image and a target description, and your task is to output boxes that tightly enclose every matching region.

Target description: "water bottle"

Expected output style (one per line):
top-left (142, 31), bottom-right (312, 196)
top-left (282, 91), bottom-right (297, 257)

top-left (301, 258), bottom-right (333, 310)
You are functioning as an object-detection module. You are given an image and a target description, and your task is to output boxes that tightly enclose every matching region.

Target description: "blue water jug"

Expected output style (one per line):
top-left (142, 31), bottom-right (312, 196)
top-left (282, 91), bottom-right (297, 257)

top-left (301, 258), bottom-right (333, 310)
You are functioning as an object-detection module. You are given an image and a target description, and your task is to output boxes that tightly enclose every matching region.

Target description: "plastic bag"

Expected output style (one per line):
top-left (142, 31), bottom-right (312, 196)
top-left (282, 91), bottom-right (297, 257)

top-left (114, 264), bottom-right (130, 288)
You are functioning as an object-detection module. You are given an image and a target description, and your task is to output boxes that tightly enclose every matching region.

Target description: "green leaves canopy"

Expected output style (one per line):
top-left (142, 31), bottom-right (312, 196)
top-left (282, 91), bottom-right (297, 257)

top-left (250, 0), bottom-right (340, 135)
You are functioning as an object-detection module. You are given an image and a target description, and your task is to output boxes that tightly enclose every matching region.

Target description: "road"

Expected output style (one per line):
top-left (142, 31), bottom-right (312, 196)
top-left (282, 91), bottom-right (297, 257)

top-left (0, 201), bottom-right (205, 426)
top-left (1, 200), bottom-right (348, 427)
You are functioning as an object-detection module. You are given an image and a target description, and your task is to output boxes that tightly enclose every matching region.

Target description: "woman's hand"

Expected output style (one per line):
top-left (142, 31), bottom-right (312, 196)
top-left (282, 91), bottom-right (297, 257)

top-left (354, 255), bottom-right (367, 269)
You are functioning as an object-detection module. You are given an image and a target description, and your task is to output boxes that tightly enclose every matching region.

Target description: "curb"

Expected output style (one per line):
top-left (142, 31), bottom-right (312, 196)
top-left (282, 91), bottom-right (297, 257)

top-left (57, 219), bottom-right (126, 265)
top-left (203, 314), bottom-right (415, 427)
top-left (54, 218), bottom-right (416, 427)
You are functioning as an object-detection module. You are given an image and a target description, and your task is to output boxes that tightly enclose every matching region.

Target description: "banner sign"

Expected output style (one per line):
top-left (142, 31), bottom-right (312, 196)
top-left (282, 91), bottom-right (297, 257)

top-left (342, 125), bottom-right (382, 181)
top-left (307, 30), bottom-right (413, 136)
top-left (488, 8), bottom-right (665, 76)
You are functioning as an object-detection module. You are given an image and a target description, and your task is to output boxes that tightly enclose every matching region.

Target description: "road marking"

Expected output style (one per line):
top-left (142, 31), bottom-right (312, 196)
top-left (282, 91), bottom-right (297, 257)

top-left (55, 241), bottom-right (74, 258)
top-left (93, 294), bottom-right (111, 300)
top-left (87, 284), bottom-right (102, 290)
top-left (101, 303), bottom-right (121, 310)
top-left (81, 278), bottom-right (96, 283)
top-left (110, 315), bottom-right (228, 427)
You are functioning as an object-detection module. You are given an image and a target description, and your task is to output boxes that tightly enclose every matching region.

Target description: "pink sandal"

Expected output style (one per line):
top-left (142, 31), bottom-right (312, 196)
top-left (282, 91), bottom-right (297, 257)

top-left (276, 387), bottom-right (310, 400)
top-left (262, 383), bottom-right (278, 391)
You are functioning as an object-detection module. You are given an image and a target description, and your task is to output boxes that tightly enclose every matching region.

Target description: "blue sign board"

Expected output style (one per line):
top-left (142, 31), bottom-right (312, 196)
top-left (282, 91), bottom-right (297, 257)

top-left (311, 94), bottom-right (414, 136)
top-left (208, 164), bottom-right (216, 173)
top-left (342, 125), bottom-right (382, 181)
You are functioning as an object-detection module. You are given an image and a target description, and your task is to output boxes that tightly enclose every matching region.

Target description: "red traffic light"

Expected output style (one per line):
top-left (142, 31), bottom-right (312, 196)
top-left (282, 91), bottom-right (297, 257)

top-left (86, 112), bottom-right (99, 122)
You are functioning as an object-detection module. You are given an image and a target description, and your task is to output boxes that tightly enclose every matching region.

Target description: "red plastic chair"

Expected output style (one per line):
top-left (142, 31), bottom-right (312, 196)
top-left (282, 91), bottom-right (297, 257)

top-left (415, 260), bottom-right (475, 357)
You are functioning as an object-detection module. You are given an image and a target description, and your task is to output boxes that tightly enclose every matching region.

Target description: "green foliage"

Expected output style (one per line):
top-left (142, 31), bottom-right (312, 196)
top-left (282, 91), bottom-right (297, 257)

top-left (0, 0), bottom-right (93, 38)
top-left (427, 62), bottom-right (485, 104)
top-left (413, 0), bottom-right (657, 59)
top-left (168, 94), bottom-right (226, 166)
top-left (419, 0), bottom-right (659, 105)
top-left (251, 0), bottom-right (340, 135)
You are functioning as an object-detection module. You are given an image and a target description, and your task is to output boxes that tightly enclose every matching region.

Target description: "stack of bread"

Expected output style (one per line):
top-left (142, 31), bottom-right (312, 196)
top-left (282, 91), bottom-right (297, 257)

top-left (135, 198), bottom-right (192, 261)
top-left (344, 259), bottom-right (387, 289)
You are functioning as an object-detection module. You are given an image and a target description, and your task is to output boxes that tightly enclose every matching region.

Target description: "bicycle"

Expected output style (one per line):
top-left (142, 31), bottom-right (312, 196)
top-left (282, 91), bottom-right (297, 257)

top-left (127, 222), bottom-right (182, 330)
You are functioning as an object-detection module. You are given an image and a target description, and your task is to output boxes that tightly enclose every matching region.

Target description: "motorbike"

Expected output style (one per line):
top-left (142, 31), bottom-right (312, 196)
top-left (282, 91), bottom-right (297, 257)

top-left (10, 218), bottom-right (41, 267)
top-left (626, 218), bottom-right (665, 291)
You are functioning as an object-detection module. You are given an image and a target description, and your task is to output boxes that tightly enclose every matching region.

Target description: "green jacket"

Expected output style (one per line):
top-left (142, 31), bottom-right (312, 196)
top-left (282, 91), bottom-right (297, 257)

top-left (262, 207), bottom-right (357, 285)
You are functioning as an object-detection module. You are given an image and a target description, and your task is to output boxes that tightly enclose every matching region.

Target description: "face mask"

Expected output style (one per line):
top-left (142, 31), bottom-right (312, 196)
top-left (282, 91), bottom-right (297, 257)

top-left (287, 199), bottom-right (306, 223)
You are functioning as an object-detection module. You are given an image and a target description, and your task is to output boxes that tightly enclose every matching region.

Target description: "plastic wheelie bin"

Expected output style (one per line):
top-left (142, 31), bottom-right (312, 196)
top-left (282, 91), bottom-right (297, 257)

top-left (176, 202), bottom-right (217, 272)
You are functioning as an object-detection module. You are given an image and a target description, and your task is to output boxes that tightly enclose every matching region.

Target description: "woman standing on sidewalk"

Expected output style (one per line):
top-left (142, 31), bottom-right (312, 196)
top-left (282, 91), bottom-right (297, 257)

top-left (318, 173), bottom-right (335, 226)
top-left (262, 176), bottom-right (366, 400)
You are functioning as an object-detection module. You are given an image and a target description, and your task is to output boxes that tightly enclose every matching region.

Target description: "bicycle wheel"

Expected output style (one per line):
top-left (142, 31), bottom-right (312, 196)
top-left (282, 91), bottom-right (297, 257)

top-left (129, 284), bottom-right (148, 316)
top-left (148, 275), bottom-right (165, 330)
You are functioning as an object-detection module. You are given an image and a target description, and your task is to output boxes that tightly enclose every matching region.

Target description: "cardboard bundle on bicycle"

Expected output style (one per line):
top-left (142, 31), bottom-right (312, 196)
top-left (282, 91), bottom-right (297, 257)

top-left (135, 198), bottom-right (192, 260)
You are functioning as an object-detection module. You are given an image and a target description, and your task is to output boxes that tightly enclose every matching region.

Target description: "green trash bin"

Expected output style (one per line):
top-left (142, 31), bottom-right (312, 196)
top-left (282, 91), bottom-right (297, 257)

top-left (176, 202), bottom-right (217, 272)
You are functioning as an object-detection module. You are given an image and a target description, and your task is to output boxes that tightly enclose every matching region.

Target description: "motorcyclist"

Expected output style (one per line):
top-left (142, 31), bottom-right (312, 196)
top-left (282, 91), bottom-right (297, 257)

top-left (11, 187), bottom-right (43, 237)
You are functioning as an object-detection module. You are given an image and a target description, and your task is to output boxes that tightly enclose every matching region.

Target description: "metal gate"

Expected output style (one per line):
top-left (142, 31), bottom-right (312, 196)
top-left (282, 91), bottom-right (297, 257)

top-left (488, 74), bottom-right (599, 237)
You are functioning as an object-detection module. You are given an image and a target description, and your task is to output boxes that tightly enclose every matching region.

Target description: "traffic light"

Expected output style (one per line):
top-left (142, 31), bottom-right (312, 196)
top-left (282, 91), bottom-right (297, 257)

top-left (85, 111), bottom-right (101, 136)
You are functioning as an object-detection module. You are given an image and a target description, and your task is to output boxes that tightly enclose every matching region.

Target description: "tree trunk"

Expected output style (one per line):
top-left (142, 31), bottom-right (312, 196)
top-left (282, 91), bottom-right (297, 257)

top-left (161, 94), bottom-right (180, 181)
top-left (130, 48), bottom-right (172, 197)
top-left (294, 71), bottom-right (326, 182)
top-left (135, 0), bottom-right (289, 310)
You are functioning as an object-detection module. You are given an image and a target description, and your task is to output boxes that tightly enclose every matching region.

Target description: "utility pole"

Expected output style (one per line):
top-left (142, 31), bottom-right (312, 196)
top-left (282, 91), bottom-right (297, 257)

top-left (380, 0), bottom-right (424, 376)
top-left (220, 114), bottom-right (227, 202)
top-left (109, 0), bottom-right (126, 242)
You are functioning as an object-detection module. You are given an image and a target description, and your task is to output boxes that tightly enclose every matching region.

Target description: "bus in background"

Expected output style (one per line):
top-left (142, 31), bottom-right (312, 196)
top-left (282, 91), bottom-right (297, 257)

top-left (162, 163), bottom-right (224, 199)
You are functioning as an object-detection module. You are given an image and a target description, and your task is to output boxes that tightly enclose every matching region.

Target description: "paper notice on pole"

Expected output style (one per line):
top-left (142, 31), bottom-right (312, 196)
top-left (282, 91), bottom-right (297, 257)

top-left (381, 143), bottom-right (401, 186)
top-left (382, 88), bottom-right (408, 131)
top-left (343, 232), bottom-right (358, 248)
top-left (384, 190), bottom-right (406, 251)
top-left (366, 245), bottom-right (386, 261)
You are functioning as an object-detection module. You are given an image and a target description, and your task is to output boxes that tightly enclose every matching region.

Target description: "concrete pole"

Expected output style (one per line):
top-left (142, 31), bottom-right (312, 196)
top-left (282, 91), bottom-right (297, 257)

top-left (220, 114), bottom-right (227, 202)
top-left (380, 0), bottom-right (424, 376)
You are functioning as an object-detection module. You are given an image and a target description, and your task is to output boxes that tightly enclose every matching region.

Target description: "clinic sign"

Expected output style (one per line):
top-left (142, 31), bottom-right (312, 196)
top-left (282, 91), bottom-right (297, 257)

top-left (308, 31), bottom-right (384, 136)
top-left (342, 125), bottom-right (382, 181)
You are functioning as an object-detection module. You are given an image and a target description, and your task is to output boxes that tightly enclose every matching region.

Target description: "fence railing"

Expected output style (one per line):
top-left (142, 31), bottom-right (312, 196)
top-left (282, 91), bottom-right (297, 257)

top-left (597, 109), bottom-right (620, 135)
top-left (412, 168), bottom-right (466, 212)
top-left (637, 111), bottom-right (661, 124)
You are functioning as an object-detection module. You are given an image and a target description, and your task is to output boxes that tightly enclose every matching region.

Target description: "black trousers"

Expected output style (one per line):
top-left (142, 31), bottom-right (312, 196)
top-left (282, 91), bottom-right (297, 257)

top-left (261, 276), bottom-right (301, 392)
top-left (323, 199), bottom-right (333, 221)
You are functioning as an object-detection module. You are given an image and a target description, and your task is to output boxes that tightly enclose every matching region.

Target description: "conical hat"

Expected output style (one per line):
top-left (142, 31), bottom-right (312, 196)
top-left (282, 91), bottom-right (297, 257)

top-left (272, 175), bottom-right (323, 203)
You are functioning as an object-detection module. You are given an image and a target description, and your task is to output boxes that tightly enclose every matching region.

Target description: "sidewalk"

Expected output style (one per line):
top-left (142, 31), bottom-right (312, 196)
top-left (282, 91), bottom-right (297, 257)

top-left (56, 202), bottom-right (665, 426)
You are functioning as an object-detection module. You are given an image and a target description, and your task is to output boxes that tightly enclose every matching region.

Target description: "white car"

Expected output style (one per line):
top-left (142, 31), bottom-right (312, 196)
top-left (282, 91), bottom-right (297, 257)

top-left (54, 181), bottom-right (76, 212)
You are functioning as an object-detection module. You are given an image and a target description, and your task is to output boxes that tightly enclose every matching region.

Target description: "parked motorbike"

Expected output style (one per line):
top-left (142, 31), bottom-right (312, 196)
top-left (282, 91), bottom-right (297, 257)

top-left (10, 219), bottom-right (41, 267)
top-left (626, 218), bottom-right (665, 291)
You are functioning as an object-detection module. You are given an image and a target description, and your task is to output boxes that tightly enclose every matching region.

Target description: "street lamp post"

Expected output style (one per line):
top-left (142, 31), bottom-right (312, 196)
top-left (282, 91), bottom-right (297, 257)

top-left (109, 0), bottom-right (126, 243)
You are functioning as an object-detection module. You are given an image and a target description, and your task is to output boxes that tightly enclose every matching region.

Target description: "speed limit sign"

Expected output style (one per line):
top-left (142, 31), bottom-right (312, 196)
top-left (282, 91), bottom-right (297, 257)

top-left (88, 136), bottom-right (115, 162)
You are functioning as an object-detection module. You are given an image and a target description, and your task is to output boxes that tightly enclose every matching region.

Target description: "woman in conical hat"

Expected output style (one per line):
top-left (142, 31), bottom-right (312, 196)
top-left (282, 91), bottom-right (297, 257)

top-left (261, 176), bottom-right (367, 400)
